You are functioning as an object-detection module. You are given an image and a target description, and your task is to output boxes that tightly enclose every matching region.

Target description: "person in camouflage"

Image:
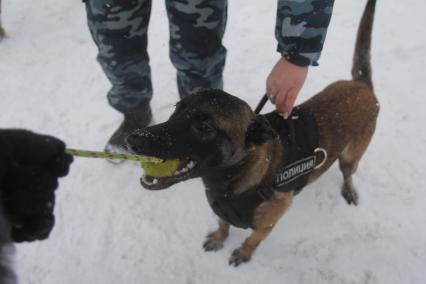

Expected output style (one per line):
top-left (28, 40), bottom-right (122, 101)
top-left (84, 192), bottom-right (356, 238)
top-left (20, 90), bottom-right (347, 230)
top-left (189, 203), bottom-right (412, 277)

top-left (84, 0), bottom-right (335, 154)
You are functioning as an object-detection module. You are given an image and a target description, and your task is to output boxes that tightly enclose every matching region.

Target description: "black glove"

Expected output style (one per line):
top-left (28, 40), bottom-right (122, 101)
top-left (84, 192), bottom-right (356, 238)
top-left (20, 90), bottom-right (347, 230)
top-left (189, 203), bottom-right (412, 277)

top-left (0, 129), bottom-right (73, 242)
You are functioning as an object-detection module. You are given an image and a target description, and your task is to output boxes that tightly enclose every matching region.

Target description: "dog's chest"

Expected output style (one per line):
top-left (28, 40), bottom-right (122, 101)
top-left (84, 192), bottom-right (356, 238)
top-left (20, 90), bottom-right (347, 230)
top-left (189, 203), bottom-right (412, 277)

top-left (203, 109), bottom-right (320, 229)
top-left (205, 186), bottom-right (265, 229)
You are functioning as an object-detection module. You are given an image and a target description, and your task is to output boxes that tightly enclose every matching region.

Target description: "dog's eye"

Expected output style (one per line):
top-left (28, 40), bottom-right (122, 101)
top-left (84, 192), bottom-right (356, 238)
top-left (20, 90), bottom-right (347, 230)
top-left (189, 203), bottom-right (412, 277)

top-left (191, 121), bottom-right (216, 138)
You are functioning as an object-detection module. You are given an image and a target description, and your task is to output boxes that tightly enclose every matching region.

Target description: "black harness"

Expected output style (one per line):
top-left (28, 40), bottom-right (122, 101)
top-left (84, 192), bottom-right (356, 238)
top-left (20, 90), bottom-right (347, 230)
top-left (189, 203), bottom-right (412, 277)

top-left (206, 107), bottom-right (326, 229)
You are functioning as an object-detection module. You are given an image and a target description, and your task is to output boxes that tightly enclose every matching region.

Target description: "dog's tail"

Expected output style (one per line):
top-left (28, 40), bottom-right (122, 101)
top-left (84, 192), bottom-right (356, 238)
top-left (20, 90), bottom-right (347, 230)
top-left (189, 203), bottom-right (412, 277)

top-left (351, 0), bottom-right (377, 89)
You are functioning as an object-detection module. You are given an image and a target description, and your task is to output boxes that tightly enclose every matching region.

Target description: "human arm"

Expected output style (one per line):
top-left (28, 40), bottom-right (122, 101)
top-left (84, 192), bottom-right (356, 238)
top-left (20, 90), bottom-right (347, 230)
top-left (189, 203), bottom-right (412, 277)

top-left (267, 0), bottom-right (335, 117)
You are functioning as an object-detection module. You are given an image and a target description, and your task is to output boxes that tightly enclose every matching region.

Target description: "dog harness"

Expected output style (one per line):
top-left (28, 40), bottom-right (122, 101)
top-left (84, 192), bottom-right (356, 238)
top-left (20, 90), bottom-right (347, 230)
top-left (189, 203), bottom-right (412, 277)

top-left (206, 108), bottom-right (326, 229)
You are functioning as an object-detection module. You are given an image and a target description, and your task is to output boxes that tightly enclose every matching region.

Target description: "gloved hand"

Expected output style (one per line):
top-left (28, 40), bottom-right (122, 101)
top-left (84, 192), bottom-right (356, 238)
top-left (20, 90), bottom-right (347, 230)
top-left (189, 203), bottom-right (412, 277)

top-left (0, 129), bottom-right (73, 242)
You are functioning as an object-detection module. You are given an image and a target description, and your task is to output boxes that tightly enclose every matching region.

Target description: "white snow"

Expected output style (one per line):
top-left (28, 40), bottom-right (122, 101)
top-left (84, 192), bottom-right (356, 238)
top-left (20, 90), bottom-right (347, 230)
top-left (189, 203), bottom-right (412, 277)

top-left (1, 0), bottom-right (426, 283)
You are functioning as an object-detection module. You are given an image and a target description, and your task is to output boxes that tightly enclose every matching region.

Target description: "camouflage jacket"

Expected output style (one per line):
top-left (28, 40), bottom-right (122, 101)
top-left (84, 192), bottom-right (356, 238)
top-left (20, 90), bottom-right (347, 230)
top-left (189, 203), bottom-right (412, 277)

top-left (276, 0), bottom-right (335, 66)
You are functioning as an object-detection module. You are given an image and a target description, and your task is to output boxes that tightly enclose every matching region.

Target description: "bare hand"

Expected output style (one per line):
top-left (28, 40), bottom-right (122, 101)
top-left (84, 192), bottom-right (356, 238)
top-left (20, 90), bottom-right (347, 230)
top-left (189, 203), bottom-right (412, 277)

top-left (266, 57), bottom-right (308, 118)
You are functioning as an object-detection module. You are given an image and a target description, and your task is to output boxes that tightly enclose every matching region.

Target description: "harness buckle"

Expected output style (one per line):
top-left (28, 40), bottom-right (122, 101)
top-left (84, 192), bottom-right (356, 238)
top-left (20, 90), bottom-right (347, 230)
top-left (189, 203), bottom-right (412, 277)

top-left (313, 148), bottom-right (327, 169)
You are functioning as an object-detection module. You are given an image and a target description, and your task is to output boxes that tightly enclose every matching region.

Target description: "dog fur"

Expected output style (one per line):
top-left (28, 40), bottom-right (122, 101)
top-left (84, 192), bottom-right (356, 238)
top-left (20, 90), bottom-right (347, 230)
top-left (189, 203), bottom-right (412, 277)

top-left (127, 0), bottom-right (379, 266)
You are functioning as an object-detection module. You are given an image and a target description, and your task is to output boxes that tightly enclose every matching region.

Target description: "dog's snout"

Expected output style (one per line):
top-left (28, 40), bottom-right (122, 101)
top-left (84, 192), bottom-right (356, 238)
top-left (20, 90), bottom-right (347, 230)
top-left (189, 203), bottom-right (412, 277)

top-left (125, 128), bottom-right (161, 155)
top-left (125, 133), bottom-right (144, 154)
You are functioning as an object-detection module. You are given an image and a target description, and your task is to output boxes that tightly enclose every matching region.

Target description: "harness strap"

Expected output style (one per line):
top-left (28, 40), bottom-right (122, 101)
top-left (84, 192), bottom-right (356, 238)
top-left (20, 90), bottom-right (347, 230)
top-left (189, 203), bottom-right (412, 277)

top-left (207, 96), bottom-right (328, 229)
top-left (256, 185), bottom-right (276, 201)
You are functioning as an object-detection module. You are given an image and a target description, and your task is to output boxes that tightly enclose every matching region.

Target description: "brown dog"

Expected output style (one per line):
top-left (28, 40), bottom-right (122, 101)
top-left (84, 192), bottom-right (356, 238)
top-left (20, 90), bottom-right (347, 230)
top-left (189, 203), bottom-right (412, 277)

top-left (127, 0), bottom-right (378, 266)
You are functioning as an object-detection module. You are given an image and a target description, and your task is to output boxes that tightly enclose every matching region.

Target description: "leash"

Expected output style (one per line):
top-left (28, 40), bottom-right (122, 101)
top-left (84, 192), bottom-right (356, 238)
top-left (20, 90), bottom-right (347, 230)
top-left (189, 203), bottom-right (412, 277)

top-left (65, 148), bottom-right (163, 163)
top-left (254, 94), bottom-right (269, 115)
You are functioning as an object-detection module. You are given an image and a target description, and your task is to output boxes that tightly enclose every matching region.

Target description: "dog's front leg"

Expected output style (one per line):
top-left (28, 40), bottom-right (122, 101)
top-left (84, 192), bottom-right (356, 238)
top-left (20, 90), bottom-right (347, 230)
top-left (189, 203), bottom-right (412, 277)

top-left (203, 218), bottom-right (230, 252)
top-left (229, 226), bottom-right (275, 266)
top-left (229, 192), bottom-right (293, 266)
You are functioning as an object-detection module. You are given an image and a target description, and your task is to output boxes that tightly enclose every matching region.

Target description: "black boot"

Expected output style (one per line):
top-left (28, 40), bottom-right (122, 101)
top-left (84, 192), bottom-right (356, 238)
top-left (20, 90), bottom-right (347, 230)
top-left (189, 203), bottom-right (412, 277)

top-left (104, 106), bottom-right (152, 161)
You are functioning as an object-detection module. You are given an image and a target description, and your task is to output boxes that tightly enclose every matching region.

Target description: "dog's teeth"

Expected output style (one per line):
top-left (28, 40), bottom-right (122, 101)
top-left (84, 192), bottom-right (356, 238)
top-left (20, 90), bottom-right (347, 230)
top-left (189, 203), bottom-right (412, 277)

top-left (188, 161), bottom-right (195, 169)
top-left (171, 163), bottom-right (194, 176)
top-left (142, 175), bottom-right (154, 185)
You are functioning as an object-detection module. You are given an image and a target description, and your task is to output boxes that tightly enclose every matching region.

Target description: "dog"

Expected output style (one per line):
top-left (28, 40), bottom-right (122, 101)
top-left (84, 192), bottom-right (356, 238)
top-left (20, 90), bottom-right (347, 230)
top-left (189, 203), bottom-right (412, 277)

top-left (126, 0), bottom-right (379, 266)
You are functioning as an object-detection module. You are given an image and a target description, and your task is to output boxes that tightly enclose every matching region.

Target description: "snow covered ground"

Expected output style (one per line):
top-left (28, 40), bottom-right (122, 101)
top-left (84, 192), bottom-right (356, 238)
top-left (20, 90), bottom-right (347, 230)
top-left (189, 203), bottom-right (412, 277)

top-left (1, 0), bottom-right (426, 283)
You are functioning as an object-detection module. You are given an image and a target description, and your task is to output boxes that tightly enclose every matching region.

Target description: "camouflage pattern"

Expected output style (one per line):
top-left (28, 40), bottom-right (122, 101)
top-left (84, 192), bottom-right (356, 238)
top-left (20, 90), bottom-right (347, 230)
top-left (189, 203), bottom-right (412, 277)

top-left (276, 0), bottom-right (335, 66)
top-left (85, 0), bottom-right (227, 113)
top-left (85, 0), bottom-right (334, 113)
top-left (166, 0), bottom-right (227, 100)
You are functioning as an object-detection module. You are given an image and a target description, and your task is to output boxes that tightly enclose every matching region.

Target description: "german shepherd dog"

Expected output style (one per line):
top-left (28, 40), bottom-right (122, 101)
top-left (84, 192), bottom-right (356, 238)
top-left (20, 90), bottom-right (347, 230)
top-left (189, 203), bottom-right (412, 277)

top-left (127, 0), bottom-right (378, 266)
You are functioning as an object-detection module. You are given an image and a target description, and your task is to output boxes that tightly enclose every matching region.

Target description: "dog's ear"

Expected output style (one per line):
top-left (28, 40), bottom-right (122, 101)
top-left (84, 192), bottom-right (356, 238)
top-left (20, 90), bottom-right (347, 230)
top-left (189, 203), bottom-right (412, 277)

top-left (245, 115), bottom-right (277, 148)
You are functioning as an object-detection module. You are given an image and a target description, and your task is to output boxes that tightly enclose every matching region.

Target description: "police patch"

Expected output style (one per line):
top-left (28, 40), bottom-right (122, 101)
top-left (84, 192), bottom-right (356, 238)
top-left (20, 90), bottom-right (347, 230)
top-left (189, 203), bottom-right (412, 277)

top-left (275, 155), bottom-right (317, 187)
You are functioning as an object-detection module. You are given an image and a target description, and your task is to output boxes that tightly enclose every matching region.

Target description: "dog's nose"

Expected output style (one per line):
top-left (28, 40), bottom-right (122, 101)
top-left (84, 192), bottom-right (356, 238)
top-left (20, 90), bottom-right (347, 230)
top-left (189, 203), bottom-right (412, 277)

top-left (125, 127), bottom-right (169, 156)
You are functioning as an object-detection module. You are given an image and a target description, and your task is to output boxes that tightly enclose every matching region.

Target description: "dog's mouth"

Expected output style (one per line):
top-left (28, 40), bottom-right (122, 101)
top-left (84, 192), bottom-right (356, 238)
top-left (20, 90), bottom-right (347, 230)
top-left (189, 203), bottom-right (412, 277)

top-left (140, 157), bottom-right (197, 190)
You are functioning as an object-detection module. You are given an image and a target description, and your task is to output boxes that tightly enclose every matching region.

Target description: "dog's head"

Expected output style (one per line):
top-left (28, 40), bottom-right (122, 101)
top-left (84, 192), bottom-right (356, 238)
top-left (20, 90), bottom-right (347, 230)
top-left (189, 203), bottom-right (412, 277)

top-left (126, 89), bottom-right (276, 190)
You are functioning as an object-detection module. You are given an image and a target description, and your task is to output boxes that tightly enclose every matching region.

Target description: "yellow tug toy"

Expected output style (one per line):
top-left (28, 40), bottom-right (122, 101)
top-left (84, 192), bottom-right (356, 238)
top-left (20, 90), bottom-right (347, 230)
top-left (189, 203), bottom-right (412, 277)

top-left (65, 148), bottom-right (180, 178)
top-left (140, 159), bottom-right (180, 178)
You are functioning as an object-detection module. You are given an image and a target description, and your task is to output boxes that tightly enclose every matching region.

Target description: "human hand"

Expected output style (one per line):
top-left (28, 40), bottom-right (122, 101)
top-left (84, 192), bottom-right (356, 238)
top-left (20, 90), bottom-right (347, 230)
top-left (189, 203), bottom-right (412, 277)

top-left (0, 130), bottom-right (73, 242)
top-left (266, 57), bottom-right (308, 118)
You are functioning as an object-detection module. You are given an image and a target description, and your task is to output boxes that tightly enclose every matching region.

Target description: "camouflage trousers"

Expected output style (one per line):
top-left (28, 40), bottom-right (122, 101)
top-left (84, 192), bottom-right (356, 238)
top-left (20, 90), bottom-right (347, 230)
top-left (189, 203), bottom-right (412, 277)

top-left (85, 0), bottom-right (228, 113)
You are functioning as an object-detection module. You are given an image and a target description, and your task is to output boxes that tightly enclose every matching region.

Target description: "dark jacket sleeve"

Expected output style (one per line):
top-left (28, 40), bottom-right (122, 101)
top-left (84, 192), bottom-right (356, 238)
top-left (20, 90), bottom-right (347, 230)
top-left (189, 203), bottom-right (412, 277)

top-left (0, 138), bottom-right (18, 284)
top-left (0, 202), bottom-right (17, 284)
top-left (275, 0), bottom-right (335, 67)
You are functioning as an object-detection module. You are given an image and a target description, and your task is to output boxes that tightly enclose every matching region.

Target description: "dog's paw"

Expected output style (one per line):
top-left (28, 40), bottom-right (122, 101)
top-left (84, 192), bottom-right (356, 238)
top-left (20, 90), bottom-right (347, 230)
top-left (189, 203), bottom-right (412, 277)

top-left (342, 185), bottom-right (359, 206)
top-left (228, 248), bottom-right (251, 267)
top-left (203, 232), bottom-right (224, 252)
